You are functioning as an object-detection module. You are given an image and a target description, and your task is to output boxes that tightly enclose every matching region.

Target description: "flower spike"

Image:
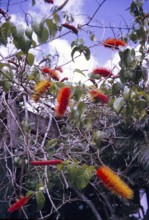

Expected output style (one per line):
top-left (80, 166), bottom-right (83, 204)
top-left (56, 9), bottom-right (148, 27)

top-left (90, 90), bottom-right (108, 104)
top-left (62, 23), bottom-right (78, 35)
top-left (42, 67), bottom-right (59, 81)
top-left (55, 87), bottom-right (71, 118)
top-left (32, 80), bottom-right (52, 102)
top-left (96, 166), bottom-right (134, 199)
top-left (44, 0), bottom-right (54, 4)
top-left (8, 196), bottom-right (30, 213)
top-left (31, 160), bottom-right (63, 165)
top-left (91, 67), bottom-right (113, 78)
top-left (103, 38), bottom-right (126, 49)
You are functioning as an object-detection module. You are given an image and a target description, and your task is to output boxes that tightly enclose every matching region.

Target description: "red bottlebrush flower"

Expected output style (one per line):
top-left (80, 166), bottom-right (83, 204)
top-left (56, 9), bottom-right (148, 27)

top-left (96, 166), bottom-right (134, 200)
top-left (103, 38), bottom-right (126, 49)
top-left (56, 66), bottom-right (63, 73)
top-left (62, 23), bottom-right (78, 35)
top-left (42, 67), bottom-right (50, 73)
top-left (55, 87), bottom-right (71, 118)
top-left (91, 67), bottom-right (113, 78)
top-left (44, 0), bottom-right (54, 4)
top-left (8, 196), bottom-right (30, 213)
top-left (31, 160), bottom-right (63, 165)
top-left (32, 80), bottom-right (52, 102)
top-left (42, 67), bottom-right (59, 81)
top-left (90, 90), bottom-right (108, 104)
top-left (60, 77), bottom-right (68, 82)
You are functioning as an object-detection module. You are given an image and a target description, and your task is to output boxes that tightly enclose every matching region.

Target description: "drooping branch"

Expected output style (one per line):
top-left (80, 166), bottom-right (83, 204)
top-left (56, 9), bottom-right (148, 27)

top-left (72, 186), bottom-right (103, 220)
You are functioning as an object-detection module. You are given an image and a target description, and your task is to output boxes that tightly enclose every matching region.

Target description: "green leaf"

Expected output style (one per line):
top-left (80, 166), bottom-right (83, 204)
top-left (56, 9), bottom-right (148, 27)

top-left (75, 164), bottom-right (95, 190)
top-left (26, 190), bottom-right (34, 197)
top-left (137, 99), bottom-right (147, 111)
top-left (25, 27), bottom-right (33, 40)
top-left (82, 46), bottom-right (90, 61)
top-left (32, 20), bottom-right (49, 43)
top-left (67, 164), bottom-right (78, 184)
top-left (136, 25), bottom-right (146, 40)
top-left (126, 101), bottom-right (134, 116)
top-left (133, 65), bottom-right (143, 84)
top-left (119, 48), bottom-right (136, 69)
top-left (32, 40), bottom-right (37, 48)
top-left (37, 26), bottom-right (49, 43)
top-left (124, 49), bottom-right (136, 68)
top-left (32, 21), bottom-right (41, 37)
top-left (83, 118), bottom-right (93, 131)
top-left (130, 1), bottom-right (144, 17)
top-left (27, 53), bottom-right (34, 66)
top-left (16, 51), bottom-right (24, 58)
top-left (20, 37), bottom-right (32, 54)
top-left (57, 160), bottom-right (69, 171)
top-left (53, 13), bottom-right (60, 23)
top-left (129, 32), bottom-right (138, 43)
top-left (11, 25), bottom-right (18, 39)
top-left (71, 40), bottom-right (76, 48)
top-left (71, 46), bottom-right (81, 61)
top-left (71, 45), bottom-right (90, 61)
top-left (11, 24), bottom-right (24, 39)
top-left (124, 70), bottom-right (134, 79)
top-left (113, 97), bottom-right (124, 113)
top-left (11, 24), bottom-right (32, 54)
top-left (123, 87), bottom-right (131, 100)
top-left (73, 69), bottom-right (86, 77)
top-left (77, 102), bottom-right (86, 115)
top-left (45, 139), bottom-right (58, 148)
top-left (46, 19), bottom-right (57, 38)
top-left (119, 69), bottom-right (126, 83)
top-left (36, 192), bottom-right (45, 211)
top-left (112, 83), bottom-right (119, 96)
top-left (73, 86), bottom-right (83, 101)
top-left (0, 80), bottom-right (11, 92)
top-left (89, 32), bottom-right (96, 41)
top-left (92, 130), bottom-right (106, 146)
top-left (0, 63), bottom-right (6, 69)
top-left (1, 22), bottom-right (10, 39)
top-left (67, 164), bottom-right (95, 190)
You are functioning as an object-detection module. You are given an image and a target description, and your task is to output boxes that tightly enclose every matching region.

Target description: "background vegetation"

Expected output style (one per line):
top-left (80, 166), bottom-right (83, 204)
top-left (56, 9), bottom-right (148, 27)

top-left (0, 0), bottom-right (149, 219)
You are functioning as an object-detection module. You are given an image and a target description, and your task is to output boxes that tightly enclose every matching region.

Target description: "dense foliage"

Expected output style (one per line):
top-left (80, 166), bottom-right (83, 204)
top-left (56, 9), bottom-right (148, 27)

top-left (0, 0), bottom-right (149, 219)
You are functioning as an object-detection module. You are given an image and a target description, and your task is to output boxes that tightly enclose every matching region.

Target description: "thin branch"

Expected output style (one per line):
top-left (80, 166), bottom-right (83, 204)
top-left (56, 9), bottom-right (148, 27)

top-left (72, 187), bottom-right (103, 220)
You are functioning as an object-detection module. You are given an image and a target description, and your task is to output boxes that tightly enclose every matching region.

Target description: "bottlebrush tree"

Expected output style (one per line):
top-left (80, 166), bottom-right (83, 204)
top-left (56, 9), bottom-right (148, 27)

top-left (0, 0), bottom-right (149, 219)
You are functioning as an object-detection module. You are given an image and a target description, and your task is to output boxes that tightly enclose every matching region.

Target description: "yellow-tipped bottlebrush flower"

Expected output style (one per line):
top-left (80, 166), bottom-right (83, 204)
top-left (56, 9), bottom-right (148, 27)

top-left (96, 166), bottom-right (134, 199)
top-left (32, 80), bottom-right (52, 102)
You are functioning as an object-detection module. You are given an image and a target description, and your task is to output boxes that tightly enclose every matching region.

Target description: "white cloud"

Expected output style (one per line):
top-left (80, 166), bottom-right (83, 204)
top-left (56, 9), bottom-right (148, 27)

top-left (0, 0), bottom-right (100, 84)
top-left (10, 14), bottom-right (26, 27)
top-left (28, 0), bottom-right (86, 25)
top-left (55, 0), bottom-right (86, 24)
top-left (104, 52), bottom-right (120, 75)
top-left (49, 39), bottom-right (99, 83)
top-left (0, 43), bottom-right (17, 60)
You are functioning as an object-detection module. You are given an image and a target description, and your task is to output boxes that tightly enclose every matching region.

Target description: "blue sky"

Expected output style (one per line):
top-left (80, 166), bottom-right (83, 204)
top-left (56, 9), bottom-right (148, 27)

top-left (0, 0), bottom-right (149, 82)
